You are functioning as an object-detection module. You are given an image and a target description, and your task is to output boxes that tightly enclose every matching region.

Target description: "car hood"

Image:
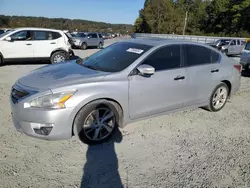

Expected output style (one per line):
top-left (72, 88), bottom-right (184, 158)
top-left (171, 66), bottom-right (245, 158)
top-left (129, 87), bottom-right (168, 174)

top-left (18, 60), bottom-right (108, 90)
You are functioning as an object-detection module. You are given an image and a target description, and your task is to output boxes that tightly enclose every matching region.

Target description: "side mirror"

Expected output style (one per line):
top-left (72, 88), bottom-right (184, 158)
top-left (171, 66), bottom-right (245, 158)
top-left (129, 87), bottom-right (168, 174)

top-left (87, 36), bottom-right (90, 39)
top-left (5, 36), bottom-right (12, 41)
top-left (137, 64), bottom-right (155, 76)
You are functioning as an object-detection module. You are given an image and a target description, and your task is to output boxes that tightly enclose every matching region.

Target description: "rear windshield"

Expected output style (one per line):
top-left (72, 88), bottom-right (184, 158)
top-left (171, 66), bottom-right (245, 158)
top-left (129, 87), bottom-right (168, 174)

top-left (245, 41), bottom-right (250, 51)
top-left (77, 42), bottom-right (152, 72)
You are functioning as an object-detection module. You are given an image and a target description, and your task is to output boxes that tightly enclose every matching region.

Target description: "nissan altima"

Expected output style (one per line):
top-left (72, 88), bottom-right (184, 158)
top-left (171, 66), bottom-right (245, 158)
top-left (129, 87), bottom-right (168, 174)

top-left (10, 38), bottom-right (241, 144)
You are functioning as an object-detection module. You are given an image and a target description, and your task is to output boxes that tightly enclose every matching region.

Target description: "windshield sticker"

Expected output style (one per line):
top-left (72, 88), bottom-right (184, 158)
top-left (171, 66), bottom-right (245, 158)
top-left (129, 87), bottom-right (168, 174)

top-left (126, 48), bottom-right (144, 54)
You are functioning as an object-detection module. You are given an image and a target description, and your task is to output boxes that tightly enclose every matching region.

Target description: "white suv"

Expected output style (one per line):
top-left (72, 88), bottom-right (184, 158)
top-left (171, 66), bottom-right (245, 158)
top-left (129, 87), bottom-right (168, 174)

top-left (0, 27), bottom-right (74, 65)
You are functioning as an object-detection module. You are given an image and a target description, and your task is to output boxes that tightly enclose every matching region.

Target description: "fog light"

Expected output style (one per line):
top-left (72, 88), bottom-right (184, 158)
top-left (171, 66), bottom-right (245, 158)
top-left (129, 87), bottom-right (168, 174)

top-left (31, 123), bottom-right (54, 136)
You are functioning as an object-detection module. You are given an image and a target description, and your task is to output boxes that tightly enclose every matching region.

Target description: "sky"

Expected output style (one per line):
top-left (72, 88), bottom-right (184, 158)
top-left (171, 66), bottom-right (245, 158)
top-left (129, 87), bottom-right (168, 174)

top-left (0, 0), bottom-right (145, 24)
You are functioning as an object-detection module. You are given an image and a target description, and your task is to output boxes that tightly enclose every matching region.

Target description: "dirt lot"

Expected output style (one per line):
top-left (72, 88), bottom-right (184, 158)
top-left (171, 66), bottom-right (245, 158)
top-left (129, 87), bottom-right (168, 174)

top-left (1, 38), bottom-right (250, 188)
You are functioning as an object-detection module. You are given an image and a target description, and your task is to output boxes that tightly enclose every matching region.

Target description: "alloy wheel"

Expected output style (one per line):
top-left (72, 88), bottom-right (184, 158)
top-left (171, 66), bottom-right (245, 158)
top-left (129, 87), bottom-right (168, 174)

top-left (83, 108), bottom-right (115, 141)
top-left (54, 55), bottom-right (65, 63)
top-left (212, 86), bottom-right (228, 110)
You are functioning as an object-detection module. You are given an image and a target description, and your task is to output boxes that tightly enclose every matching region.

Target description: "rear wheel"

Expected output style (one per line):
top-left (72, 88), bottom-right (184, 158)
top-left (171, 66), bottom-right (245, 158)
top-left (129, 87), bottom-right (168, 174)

top-left (81, 42), bottom-right (87, 50)
top-left (73, 100), bottom-right (122, 145)
top-left (0, 55), bottom-right (4, 66)
top-left (205, 83), bottom-right (229, 112)
top-left (50, 51), bottom-right (67, 64)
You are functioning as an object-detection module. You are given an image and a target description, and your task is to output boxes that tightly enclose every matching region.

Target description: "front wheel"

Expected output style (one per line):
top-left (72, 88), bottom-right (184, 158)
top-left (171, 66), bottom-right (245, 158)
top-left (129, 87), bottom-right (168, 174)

top-left (81, 42), bottom-right (87, 50)
top-left (204, 83), bottom-right (229, 112)
top-left (73, 100), bottom-right (121, 145)
top-left (0, 55), bottom-right (4, 66)
top-left (222, 49), bottom-right (229, 56)
top-left (50, 52), bottom-right (67, 64)
top-left (97, 42), bottom-right (103, 49)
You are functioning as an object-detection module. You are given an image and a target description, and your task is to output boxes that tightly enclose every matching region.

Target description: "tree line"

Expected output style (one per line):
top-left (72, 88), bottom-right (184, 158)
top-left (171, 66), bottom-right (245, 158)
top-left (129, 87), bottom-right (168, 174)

top-left (0, 15), bottom-right (133, 34)
top-left (134, 0), bottom-right (250, 37)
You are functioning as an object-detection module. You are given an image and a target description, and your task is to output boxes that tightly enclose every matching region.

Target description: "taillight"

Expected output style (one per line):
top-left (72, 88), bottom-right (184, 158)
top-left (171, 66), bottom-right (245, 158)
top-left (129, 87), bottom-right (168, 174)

top-left (234, 64), bottom-right (242, 73)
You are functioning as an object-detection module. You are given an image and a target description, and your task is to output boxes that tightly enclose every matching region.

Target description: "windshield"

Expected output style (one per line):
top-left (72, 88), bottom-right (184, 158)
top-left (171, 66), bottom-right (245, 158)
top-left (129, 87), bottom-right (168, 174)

top-left (75, 32), bottom-right (87, 38)
top-left (0, 29), bottom-right (14, 38)
top-left (77, 42), bottom-right (152, 72)
top-left (220, 40), bottom-right (230, 45)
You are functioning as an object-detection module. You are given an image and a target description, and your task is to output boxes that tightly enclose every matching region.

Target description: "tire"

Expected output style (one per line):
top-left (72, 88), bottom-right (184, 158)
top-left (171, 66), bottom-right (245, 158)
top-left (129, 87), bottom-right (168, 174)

top-left (222, 49), bottom-right (229, 56)
top-left (81, 42), bottom-right (87, 50)
top-left (97, 42), bottom-right (103, 49)
top-left (204, 83), bottom-right (229, 112)
top-left (50, 51), bottom-right (67, 64)
top-left (73, 100), bottom-right (122, 145)
top-left (0, 55), bottom-right (4, 66)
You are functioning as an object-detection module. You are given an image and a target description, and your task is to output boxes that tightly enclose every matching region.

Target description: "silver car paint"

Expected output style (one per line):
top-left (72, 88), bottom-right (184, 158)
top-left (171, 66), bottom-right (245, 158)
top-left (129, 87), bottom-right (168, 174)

top-left (72, 32), bottom-right (104, 47)
top-left (10, 39), bottom-right (241, 140)
top-left (222, 39), bottom-right (244, 55)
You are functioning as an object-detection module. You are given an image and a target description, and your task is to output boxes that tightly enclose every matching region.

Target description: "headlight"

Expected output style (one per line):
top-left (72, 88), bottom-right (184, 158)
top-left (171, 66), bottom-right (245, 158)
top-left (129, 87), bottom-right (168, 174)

top-left (28, 91), bottom-right (76, 109)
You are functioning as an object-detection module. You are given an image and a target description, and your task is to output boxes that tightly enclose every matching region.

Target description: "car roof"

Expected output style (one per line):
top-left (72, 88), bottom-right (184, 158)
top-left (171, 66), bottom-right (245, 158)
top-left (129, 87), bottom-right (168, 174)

top-left (13, 27), bottom-right (63, 32)
top-left (126, 37), bottom-right (214, 47)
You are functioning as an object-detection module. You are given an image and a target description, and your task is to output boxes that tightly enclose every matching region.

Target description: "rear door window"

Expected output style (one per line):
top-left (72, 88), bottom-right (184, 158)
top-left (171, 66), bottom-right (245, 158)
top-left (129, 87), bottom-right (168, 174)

top-left (210, 50), bottom-right (220, 63)
top-left (185, 44), bottom-right (211, 66)
top-left (33, 31), bottom-right (47, 40)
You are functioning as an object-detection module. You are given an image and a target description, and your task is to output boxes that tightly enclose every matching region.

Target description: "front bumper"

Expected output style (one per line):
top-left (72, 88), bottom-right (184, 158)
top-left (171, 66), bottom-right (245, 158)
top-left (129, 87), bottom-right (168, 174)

top-left (10, 98), bottom-right (74, 141)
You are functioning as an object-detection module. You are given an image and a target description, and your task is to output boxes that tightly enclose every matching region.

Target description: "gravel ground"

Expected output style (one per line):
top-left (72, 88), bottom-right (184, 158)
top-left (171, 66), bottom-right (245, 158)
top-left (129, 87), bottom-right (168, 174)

top-left (1, 38), bottom-right (250, 188)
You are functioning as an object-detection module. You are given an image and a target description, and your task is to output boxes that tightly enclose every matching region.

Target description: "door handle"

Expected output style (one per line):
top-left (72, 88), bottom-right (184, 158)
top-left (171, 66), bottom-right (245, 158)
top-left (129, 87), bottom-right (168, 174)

top-left (26, 43), bottom-right (32, 45)
top-left (211, 69), bottom-right (219, 73)
top-left (50, 42), bottom-right (56, 44)
top-left (174, 76), bottom-right (185, 80)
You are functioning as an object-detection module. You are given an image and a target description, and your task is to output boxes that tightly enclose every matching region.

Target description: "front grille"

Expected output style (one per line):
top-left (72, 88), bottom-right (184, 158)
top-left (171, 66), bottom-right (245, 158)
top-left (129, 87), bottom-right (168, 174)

top-left (11, 88), bottom-right (29, 104)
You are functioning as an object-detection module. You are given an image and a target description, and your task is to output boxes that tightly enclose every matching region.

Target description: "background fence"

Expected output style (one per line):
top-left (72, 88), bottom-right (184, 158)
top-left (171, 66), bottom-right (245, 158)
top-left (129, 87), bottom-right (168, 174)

top-left (134, 33), bottom-right (247, 43)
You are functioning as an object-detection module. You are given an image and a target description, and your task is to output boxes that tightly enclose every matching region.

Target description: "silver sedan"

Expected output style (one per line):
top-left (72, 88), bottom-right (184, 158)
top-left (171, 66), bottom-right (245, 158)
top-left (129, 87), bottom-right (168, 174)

top-left (10, 38), bottom-right (242, 145)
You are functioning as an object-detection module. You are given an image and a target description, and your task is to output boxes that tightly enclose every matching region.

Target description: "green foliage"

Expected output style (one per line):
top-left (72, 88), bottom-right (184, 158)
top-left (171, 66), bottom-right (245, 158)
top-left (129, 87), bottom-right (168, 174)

top-left (134, 0), bottom-right (250, 37)
top-left (0, 15), bottom-right (133, 34)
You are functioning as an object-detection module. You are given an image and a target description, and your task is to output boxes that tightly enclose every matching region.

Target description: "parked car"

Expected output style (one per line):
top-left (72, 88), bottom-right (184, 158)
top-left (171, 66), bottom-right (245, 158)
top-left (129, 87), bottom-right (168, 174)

top-left (102, 33), bottom-right (110, 40)
top-left (0, 27), bottom-right (74, 65)
top-left (240, 40), bottom-right (250, 73)
top-left (71, 32), bottom-right (104, 50)
top-left (0, 29), bottom-right (5, 35)
top-left (10, 38), bottom-right (241, 145)
top-left (220, 39), bottom-right (245, 56)
top-left (206, 39), bottom-right (231, 51)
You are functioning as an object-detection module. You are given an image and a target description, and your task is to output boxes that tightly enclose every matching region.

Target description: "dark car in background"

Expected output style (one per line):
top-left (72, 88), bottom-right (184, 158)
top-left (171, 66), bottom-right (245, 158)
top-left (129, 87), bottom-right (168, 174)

top-left (240, 41), bottom-right (250, 73)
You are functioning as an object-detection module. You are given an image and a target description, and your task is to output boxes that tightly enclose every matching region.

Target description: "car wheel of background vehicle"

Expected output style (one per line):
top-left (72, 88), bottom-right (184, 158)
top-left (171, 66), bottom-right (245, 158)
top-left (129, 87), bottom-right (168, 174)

top-left (97, 42), bottom-right (103, 49)
top-left (81, 42), bottom-right (87, 50)
top-left (73, 99), bottom-right (122, 145)
top-left (0, 55), bottom-right (4, 66)
top-left (204, 83), bottom-right (229, 112)
top-left (50, 51), bottom-right (67, 64)
top-left (222, 49), bottom-right (229, 56)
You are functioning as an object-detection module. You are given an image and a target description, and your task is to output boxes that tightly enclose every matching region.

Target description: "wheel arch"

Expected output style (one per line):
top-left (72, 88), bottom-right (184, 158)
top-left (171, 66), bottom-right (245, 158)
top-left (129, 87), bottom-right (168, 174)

top-left (71, 97), bottom-right (124, 136)
top-left (221, 80), bottom-right (232, 97)
top-left (50, 48), bottom-right (68, 57)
